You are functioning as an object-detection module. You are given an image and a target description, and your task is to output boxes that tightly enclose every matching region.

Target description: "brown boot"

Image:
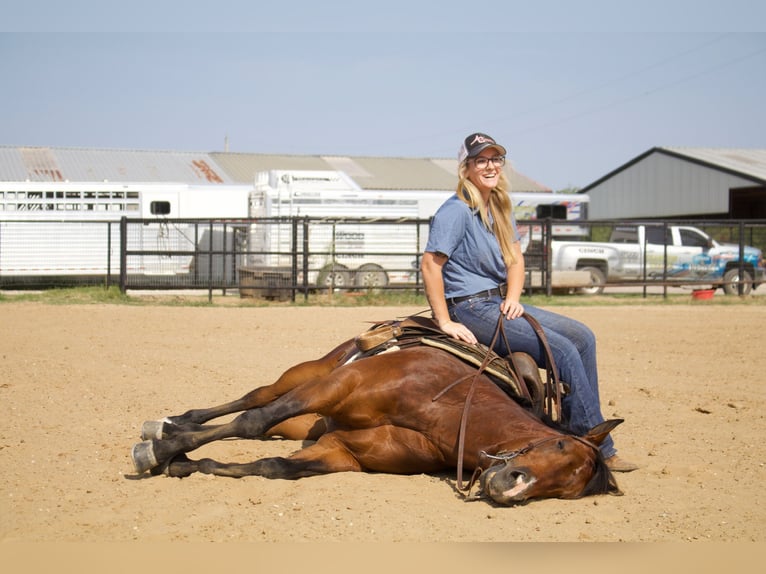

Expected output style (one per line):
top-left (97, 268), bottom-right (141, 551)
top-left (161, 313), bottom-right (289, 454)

top-left (605, 455), bottom-right (639, 472)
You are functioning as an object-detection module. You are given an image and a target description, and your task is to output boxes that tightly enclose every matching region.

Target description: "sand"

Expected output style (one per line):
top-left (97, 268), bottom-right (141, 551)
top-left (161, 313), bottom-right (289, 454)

top-left (1, 301), bottom-right (764, 544)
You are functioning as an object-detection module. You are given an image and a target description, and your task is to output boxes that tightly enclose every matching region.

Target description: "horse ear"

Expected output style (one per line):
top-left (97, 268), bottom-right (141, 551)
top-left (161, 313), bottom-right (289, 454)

top-left (583, 419), bottom-right (623, 446)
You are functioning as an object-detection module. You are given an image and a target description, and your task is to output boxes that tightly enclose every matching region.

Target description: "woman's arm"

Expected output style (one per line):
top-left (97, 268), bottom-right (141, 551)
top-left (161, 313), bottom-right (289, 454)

top-left (421, 251), bottom-right (478, 344)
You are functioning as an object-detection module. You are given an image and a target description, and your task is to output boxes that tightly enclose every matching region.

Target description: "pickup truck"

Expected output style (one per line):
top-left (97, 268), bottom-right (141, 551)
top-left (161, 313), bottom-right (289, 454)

top-left (551, 224), bottom-right (765, 295)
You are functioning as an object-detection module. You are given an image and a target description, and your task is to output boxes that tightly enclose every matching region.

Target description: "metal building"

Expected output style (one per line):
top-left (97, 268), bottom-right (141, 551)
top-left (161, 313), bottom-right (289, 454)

top-left (0, 146), bottom-right (550, 193)
top-left (581, 147), bottom-right (766, 220)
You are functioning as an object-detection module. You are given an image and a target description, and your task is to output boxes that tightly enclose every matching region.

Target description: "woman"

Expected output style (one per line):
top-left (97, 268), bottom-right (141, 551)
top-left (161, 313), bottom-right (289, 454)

top-left (421, 132), bottom-right (637, 472)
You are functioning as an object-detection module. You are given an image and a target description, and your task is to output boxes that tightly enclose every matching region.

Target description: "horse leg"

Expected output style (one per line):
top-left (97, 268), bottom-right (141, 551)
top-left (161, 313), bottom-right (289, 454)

top-left (134, 406), bottom-right (274, 474)
top-left (162, 434), bottom-right (365, 479)
top-left (145, 413), bottom-right (327, 441)
top-left (134, 395), bottom-right (301, 474)
top-left (162, 425), bottom-right (444, 479)
top-left (141, 340), bottom-right (358, 439)
top-left (132, 368), bottom-right (349, 474)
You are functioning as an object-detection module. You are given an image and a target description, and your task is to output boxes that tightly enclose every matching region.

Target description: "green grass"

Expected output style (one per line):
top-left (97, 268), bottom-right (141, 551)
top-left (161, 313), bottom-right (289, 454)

top-left (0, 286), bottom-right (133, 305)
top-left (1, 285), bottom-right (765, 307)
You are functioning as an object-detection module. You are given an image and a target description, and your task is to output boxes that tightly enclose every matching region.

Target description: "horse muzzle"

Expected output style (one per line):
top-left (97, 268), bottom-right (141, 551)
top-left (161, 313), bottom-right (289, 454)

top-left (480, 463), bottom-right (537, 505)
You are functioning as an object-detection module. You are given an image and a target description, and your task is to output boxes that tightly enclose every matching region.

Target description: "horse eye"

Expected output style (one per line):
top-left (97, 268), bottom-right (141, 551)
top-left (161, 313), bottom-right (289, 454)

top-left (557, 440), bottom-right (565, 450)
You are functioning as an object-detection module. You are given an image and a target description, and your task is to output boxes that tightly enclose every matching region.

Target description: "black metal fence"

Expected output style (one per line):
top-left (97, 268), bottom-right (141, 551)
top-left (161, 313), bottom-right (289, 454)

top-left (118, 216), bottom-right (434, 299)
top-left (1, 216), bottom-right (765, 299)
top-left (532, 218), bottom-right (766, 297)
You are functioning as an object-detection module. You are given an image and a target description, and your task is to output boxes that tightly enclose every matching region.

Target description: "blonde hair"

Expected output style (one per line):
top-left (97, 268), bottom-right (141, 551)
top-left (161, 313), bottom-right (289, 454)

top-left (456, 162), bottom-right (517, 267)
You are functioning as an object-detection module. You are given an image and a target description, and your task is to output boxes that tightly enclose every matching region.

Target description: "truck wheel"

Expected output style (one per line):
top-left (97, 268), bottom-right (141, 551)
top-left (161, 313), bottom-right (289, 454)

top-left (354, 263), bottom-right (389, 289)
top-left (722, 268), bottom-right (753, 295)
top-left (317, 263), bottom-right (352, 291)
top-left (575, 266), bottom-right (606, 295)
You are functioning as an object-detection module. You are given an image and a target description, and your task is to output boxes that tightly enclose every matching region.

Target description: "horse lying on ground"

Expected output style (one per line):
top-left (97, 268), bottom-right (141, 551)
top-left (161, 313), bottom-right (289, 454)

top-left (131, 318), bottom-right (622, 505)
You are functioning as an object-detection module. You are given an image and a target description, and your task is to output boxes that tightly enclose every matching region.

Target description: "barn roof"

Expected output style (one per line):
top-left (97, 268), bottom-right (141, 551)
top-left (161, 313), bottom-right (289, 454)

top-left (660, 147), bottom-right (766, 183)
top-left (582, 146), bottom-right (766, 192)
top-left (0, 146), bottom-right (234, 184)
top-left (211, 152), bottom-right (550, 192)
top-left (0, 146), bottom-right (551, 193)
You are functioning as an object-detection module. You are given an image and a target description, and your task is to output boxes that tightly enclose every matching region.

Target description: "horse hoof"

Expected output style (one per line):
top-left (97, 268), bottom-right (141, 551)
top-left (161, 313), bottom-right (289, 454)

top-left (131, 440), bottom-right (159, 474)
top-left (141, 420), bottom-right (166, 441)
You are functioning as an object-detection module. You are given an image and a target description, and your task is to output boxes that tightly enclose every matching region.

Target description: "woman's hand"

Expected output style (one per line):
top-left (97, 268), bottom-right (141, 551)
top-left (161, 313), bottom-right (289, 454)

top-left (500, 298), bottom-right (524, 320)
top-left (439, 319), bottom-right (478, 345)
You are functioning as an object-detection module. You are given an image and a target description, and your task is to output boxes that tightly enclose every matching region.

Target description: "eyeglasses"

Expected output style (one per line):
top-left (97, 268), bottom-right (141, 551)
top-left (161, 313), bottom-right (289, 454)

top-left (472, 156), bottom-right (506, 169)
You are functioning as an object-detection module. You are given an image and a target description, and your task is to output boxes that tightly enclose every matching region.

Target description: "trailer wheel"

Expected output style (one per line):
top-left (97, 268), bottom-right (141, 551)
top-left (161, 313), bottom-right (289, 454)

top-left (722, 268), bottom-right (753, 295)
top-left (317, 263), bottom-right (352, 291)
top-left (575, 266), bottom-right (606, 296)
top-left (354, 264), bottom-right (389, 289)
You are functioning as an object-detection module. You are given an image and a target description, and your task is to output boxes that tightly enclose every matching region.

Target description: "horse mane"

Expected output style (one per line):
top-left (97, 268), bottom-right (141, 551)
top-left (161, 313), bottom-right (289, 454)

top-left (579, 456), bottom-right (622, 498)
top-left (536, 417), bottom-right (623, 499)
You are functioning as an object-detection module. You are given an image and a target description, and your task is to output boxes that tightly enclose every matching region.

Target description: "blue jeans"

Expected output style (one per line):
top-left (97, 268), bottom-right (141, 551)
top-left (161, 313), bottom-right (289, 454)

top-left (449, 295), bottom-right (616, 458)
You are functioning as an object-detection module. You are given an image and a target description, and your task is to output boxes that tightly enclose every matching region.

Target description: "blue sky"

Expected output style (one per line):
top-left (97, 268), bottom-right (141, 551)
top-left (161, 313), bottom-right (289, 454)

top-left (1, 1), bottom-right (765, 190)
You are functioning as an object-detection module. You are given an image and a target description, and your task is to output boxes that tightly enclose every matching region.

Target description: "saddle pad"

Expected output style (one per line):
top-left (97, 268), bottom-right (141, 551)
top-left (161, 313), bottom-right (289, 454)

top-left (354, 316), bottom-right (525, 400)
top-left (419, 337), bottom-right (524, 398)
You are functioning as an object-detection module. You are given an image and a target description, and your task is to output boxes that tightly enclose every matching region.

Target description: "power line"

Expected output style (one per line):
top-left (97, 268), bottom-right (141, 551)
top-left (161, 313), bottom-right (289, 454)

top-left (506, 34), bottom-right (732, 122)
top-left (510, 42), bottom-right (766, 136)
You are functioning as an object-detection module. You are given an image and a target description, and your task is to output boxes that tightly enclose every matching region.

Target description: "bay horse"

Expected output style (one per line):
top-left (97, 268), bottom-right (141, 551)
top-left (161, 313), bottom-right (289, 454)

top-left (131, 317), bottom-right (622, 505)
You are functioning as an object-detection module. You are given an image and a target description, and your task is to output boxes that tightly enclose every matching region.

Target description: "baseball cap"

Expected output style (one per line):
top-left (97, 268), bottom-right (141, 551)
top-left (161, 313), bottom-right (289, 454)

top-left (458, 132), bottom-right (507, 163)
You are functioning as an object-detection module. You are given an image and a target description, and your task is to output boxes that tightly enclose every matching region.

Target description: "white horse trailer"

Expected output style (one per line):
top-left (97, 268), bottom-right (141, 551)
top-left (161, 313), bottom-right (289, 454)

top-left (245, 170), bottom-right (443, 289)
top-left (0, 181), bottom-right (252, 284)
top-left (244, 170), bottom-right (590, 291)
top-left (1, 174), bottom-right (590, 291)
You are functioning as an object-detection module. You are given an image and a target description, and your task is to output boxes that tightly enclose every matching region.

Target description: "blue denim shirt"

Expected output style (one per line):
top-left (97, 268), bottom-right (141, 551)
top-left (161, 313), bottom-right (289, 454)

top-left (425, 194), bottom-right (520, 298)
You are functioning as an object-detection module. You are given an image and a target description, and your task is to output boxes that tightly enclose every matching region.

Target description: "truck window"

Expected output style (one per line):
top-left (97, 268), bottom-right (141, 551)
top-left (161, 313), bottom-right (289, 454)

top-left (609, 226), bottom-right (638, 243)
top-left (679, 228), bottom-right (710, 248)
top-left (645, 226), bottom-right (672, 245)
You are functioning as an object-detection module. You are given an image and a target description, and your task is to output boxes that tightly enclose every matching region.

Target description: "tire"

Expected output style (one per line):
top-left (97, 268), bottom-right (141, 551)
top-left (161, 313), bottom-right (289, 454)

top-left (575, 266), bottom-right (606, 296)
top-left (722, 267), bottom-right (753, 295)
top-left (354, 263), bottom-right (389, 289)
top-left (316, 263), bottom-right (352, 291)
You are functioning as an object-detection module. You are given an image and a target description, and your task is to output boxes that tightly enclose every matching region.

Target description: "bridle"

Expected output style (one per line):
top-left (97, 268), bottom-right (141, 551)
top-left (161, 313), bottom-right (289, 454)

top-left (482, 434), bottom-right (600, 463)
top-left (467, 434), bottom-right (602, 500)
top-left (441, 312), bottom-right (565, 494)
top-left (480, 436), bottom-right (563, 462)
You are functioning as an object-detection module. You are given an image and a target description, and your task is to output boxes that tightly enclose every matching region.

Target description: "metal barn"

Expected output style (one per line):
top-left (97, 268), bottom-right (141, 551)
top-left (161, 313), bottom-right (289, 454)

top-left (581, 147), bottom-right (766, 220)
top-left (0, 146), bottom-right (551, 194)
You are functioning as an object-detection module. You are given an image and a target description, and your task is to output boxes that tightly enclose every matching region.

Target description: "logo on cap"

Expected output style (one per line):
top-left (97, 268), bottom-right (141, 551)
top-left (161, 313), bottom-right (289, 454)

top-left (469, 134), bottom-right (496, 146)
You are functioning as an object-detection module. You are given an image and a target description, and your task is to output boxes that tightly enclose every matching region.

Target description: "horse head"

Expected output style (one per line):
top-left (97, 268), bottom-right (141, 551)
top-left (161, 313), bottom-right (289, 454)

top-left (478, 419), bottom-right (623, 505)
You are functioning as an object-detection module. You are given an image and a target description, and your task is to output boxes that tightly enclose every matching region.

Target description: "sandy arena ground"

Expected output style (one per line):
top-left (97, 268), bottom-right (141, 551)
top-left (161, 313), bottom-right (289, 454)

top-left (1, 300), bottom-right (765, 547)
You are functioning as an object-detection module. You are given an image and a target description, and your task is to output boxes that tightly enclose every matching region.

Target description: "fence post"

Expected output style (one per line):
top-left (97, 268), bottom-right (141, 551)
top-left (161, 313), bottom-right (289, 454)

top-left (193, 222), bottom-right (200, 285)
top-left (662, 222), bottom-right (668, 299)
top-left (222, 222), bottom-right (229, 295)
top-left (207, 221), bottom-right (213, 302)
top-left (106, 221), bottom-right (112, 289)
top-left (119, 217), bottom-right (127, 294)
top-left (302, 217), bottom-right (309, 302)
top-left (738, 220), bottom-right (746, 296)
top-left (291, 218), bottom-right (298, 302)
top-left (544, 218), bottom-right (553, 296)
